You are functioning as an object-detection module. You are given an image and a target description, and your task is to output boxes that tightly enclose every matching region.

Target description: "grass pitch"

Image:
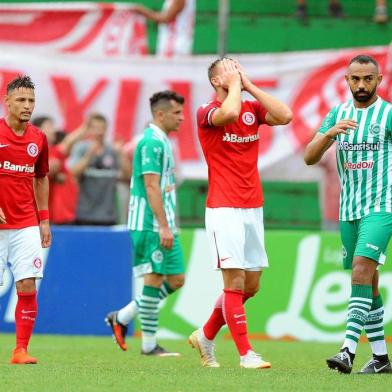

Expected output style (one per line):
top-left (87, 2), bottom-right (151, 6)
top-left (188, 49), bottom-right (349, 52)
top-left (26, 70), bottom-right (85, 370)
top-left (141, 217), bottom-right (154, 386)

top-left (0, 333), bottom-right (391, 391)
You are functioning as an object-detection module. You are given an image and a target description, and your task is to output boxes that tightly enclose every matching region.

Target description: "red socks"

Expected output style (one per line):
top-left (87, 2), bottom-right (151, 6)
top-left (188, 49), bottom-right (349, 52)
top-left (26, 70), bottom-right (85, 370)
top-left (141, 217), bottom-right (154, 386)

top-left (222, 289), bottom-right (252, 355)
top-left (203, 300), bottom-right (225, 340)
top-left (15, 291), bottom-right (37, 349)
top-left (203, 291), bottom-right (254, 341)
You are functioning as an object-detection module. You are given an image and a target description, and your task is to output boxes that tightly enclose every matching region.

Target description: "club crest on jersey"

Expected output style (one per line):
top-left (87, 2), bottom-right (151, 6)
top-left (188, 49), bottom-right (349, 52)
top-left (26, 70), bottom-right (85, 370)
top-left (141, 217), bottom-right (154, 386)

top-left (369, 123), bottom-right (381, 136)
top-left (242, 112), bottom-right (255, 126)
top-left (27, 143), bottom-right (39, 157)
top-left (33, 257), bottom-right (42, 269)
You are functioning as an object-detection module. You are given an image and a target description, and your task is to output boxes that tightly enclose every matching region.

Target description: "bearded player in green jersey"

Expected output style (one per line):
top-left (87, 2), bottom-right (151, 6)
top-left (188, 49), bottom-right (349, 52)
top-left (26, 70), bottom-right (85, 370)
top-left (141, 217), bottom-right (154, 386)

top-left (305, 55), bottom-right (392, 374)
top-left (106, 90), bottom-right (185, 356)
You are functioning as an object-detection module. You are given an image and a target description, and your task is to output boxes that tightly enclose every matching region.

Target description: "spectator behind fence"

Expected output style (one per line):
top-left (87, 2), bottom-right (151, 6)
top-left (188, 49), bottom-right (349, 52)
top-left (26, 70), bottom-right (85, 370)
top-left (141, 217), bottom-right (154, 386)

top-left (68, 114), bottom-right (130, 226)
top-left (374, 0), bottom-right (388, 23)
top-left (131, 0), bottom-right (195, 56)
top-left (296, 0), bottom-right (388, 24)
top-left (295, 0), bottom-right (343, 21)
top-left (32, 116), bottom-right (87, 225)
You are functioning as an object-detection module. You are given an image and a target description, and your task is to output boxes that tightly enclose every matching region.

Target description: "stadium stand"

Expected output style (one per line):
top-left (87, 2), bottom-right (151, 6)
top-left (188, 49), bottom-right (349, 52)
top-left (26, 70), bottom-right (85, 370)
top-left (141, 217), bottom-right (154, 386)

top-left (9, 1), bottom-right (392, 53)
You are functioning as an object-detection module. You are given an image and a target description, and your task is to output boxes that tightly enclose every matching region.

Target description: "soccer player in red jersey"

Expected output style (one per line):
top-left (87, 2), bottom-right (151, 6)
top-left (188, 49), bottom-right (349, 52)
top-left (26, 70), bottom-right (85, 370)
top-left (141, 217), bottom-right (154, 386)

top-left (189, 58), bottom-right (292, 368)
top-left (0, 75), bottom-right (51, 364)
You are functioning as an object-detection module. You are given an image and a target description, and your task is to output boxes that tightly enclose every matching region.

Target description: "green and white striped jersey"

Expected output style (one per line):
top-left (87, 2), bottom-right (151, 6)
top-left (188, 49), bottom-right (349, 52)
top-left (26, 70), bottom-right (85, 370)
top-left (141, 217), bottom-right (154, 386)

top-left (319, 97), bottom-right (392, 221)
top-left (127, 124), bottom-right (177, 232)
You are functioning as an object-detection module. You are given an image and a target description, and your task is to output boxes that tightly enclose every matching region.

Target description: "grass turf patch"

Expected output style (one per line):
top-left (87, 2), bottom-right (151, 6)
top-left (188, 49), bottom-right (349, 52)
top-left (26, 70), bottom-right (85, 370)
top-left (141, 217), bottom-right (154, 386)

top-left (0, 333), bottom-right (391, 391)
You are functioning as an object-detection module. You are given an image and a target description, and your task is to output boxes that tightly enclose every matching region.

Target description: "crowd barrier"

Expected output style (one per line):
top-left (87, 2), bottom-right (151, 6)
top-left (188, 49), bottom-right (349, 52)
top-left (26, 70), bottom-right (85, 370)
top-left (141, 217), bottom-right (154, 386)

top-left (1, 227), bottom-right (391, 342)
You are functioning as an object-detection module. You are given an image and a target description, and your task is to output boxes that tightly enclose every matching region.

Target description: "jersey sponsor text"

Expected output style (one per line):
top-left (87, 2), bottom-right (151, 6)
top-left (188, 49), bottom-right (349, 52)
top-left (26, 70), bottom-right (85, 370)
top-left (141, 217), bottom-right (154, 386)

top-left (0, 160), bottom-right (34, 173)
top-left (337, 141), bottom-right (381, 152)
top-left (318, 97), bottom-right (392, 220)
top-left (222, 132), bottom-right (259, 143)
top-left (344, 161), bottom-right (374, 170)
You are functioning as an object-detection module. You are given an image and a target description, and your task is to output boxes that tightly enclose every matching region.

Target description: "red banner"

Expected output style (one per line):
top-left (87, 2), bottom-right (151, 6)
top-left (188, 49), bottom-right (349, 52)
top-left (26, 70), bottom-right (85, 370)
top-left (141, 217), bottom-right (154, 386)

top-left (0, 46), bottom-right (390, 178)
top-left (0, 2), bottom-right (147, 56)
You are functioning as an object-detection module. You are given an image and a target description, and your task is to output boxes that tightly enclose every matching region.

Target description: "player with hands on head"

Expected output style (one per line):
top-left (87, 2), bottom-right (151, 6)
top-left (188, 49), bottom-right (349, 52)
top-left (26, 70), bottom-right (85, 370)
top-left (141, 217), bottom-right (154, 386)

top-left (189, 58), bottom-right (292, 369)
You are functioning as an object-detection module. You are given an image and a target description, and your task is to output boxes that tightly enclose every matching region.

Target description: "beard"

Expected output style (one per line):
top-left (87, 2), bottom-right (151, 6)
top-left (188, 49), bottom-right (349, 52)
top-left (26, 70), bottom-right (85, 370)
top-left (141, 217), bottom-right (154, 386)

top-left (352, 86), bottom-right (377, 103)
top-left (19, 113), bottom-right (32, 123)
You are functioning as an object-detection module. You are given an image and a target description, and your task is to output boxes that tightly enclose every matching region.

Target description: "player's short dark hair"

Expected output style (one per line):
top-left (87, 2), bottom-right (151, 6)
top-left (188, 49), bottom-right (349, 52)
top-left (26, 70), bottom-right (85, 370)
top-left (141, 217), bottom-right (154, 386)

top-left (54, 130), bottom-right (67, 145)
top-left (349, 55), bottom-right (379, 71)
top-left (7, 75), bottom-right (35, 94)
top-left (149, 90), bottom-right (184, 114)
top-left (32, 116), bottom-right (52, 128)
top-left (88, 113), bottom-right (107, 126)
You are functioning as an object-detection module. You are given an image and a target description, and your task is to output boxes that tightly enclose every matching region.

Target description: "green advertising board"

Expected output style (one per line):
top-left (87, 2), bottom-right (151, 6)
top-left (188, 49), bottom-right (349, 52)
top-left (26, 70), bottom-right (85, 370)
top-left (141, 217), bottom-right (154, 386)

top-left (133, 229), bottom-right (392, 342)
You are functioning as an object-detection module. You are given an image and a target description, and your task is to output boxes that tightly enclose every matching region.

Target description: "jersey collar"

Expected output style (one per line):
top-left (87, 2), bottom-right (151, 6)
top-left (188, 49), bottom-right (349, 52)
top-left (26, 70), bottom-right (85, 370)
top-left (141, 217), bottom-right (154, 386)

top-left (149, 123), bottom-right (169, 142)
top-left (350, 96), bottom-right (381, 111)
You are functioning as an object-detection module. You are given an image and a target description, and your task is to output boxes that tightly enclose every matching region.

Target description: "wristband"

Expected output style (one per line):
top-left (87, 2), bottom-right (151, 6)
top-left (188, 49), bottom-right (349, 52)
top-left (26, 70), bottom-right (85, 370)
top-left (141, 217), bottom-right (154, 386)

top-left (38, 210), bottom-right (50, 221)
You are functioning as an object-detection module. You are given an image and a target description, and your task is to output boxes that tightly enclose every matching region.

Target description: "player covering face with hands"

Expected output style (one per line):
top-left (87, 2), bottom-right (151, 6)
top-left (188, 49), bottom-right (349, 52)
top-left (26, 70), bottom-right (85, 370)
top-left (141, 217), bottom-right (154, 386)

top-left (189, 58), bottom-right (292, 369)
top-left (0, 75), bottom-right (51, 364)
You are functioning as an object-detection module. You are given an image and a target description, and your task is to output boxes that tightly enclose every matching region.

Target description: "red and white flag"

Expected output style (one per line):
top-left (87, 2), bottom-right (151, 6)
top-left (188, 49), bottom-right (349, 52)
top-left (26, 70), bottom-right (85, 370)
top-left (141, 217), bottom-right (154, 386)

top-left (0, 2), bottom-right (147, 57)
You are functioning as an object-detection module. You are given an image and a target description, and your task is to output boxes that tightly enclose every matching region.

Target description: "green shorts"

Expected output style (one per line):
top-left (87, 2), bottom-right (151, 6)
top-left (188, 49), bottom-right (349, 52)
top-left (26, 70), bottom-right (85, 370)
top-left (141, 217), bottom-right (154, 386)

top-left (130, 231), bottom-right (185, 277)
top-left (340, 212), bottom-right (392, 270)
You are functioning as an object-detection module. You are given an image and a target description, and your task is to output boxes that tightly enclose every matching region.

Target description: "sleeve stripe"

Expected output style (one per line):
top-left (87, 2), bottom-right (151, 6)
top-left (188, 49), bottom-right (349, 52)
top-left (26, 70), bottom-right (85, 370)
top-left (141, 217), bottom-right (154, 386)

top-left (207, 107), bottom-right (217, 126)
top-left (141, 171), bottom-right (161, 175)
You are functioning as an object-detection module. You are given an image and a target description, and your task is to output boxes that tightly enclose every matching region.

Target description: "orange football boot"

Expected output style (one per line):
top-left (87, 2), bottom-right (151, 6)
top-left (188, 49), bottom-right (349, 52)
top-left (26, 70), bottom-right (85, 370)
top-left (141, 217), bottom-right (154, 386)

top-left (10, 347), bottom-right (38, 364)
top-left (105, 311), bottom-right (128, 351)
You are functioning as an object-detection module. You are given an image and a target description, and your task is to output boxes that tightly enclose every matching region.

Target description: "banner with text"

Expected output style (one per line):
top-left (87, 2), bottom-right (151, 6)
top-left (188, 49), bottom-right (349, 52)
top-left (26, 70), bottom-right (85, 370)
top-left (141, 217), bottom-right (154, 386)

top-left (0, 46), bottom-right (391, 178)
top-left (153, 229), bottom-right (392, 342)
top-left (0, 226), bottom-right (133, 335)
top-left (1, 227), bottom-right (391, 341)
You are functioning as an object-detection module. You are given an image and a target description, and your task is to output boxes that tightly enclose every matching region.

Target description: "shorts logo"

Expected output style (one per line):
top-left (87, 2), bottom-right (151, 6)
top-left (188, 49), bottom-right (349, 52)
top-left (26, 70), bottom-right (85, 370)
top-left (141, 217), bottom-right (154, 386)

top-left (151, 250), bottom-right (163, 264)
top-left (33, 257), bottom-right (42, 269)
top-left (366, 243), bottom-right (379, 251)
top-left (342, 246), bottom-right (347, 259)
top-left (369, 123), bottom-right (381, 136)
top-left (242, 112), bottom-right (255, 126)
top-left (27, 143), bottom-right (39, 157)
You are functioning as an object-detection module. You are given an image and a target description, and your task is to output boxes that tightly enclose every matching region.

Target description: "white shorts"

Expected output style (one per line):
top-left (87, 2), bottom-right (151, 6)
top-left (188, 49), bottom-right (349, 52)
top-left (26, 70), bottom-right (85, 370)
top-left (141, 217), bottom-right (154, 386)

top-left (0, 226), bottom-right (44, 286)
top-left (205, 207), bottom-right (269, 271)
